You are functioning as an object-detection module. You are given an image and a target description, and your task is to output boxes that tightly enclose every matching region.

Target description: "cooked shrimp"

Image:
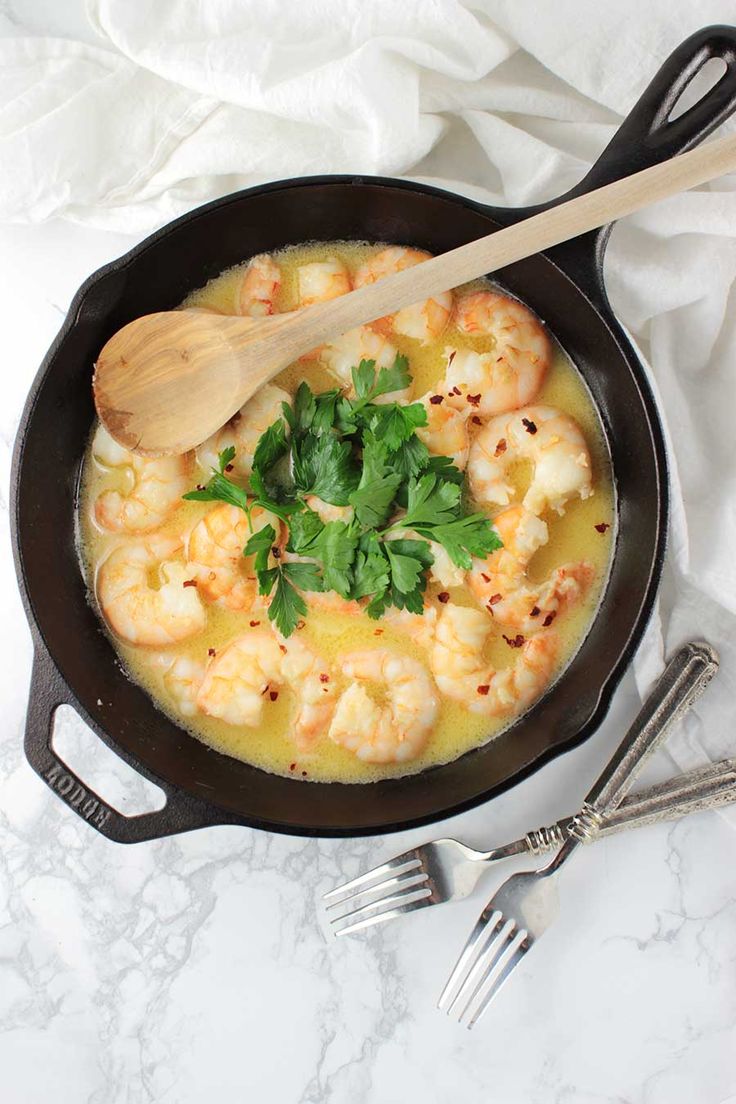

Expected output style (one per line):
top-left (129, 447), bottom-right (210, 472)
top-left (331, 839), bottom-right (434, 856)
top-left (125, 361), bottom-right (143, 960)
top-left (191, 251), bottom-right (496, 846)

top-left (353, 247), bottom-right (452, 344)
top-left (236, 253), bottom-right (281, 316)
top-left (468, 405), bottom-right (593, 515)
top-left (92, 425), bottom-right (192, 534)
top-left (197, 383), bottom-right (291, 479)
top-left (280, 637), bottom-right (337, 749)
top-left (431, 603), bottom-right (558, 717)
top-left (328, 649), bottom-right (439, 763)
top-left (196, 632), bottom-right (284, 726)
top-left (186, 502), bottom-right (280, 611)
top-left (444, 291), bottom-right (550, 417)
top-left (97, 535), bottom-right (206, 647)
top-left (297, 259), bottom-right (351, 307)
top-left (151, 653), bottom-right (206, 716)
top-left (304, 496), bottom-right (354, 525)
top-left (469, 506), bottom-right (594, 633)
top-left (382, 604), bottom-right (438, 649)
top-left (415, 392), bottom-right (471, 470)
top-left (316, 325), bottom-right (410, 404)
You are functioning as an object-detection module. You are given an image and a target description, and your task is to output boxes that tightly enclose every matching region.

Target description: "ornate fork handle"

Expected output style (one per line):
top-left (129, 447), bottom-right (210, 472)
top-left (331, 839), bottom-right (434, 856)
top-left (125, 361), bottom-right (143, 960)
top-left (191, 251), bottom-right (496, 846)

top-left (523, 757), bottom-right (736, 856)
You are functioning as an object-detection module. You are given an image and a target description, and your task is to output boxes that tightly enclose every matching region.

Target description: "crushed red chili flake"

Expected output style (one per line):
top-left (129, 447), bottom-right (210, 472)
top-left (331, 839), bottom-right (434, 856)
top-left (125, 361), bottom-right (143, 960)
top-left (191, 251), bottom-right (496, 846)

top-left (481, 572), bottom-right (490, 583)
top-left (503, 633), bottom-right (525, 648)
top-left (452, 385), bottom-right (461, 395)
top-left (301, 770), bottom-right (308, 777)
top-left (289, 762), bottom-right (296, 771)
top-left (472, 415), bottom-right (482, 425)
top-left (477, 684), bottom-right (490, 695)
top-left (296, 620), bottom-right (306, 630)
top-left (595, 522), bottom-right (610, 533)
top-left (466, 393), bottom-right (481, 407)
top-left (530, 606), bottom-right (541, 618)
top-left (261, 684), bottom-right (270, 695)
top-left (224, 463), bottom-right (234, 473)
top-left (319, 673), bottom-right (330, 683)
top-left (373, 628), bottom-right (384, 635)
top-left (521, 418), bottom-right (537, 435)
top-left (279, 644), bottom-right (287, 654)
top-left (448, 351), bottom-right (457, 366)
top-left (429, 394), bottom-right (444, 405)
top-left (437, 592), bottom-right (450, 604)
top-left (543, 611), bottom-right (556, 628)
top-left (494, 438), bottom-right (507, 458)
top-left (269, 690), bottom-right (279, 702)
top-left (488, 593), bottom-right (502, 605)
top-left (196, 484), bottom-right (206, 491)
top-left (272, 546), bottom-right (281, 558)
top-left (249, 620), bottom-right (260, 627)
top-left (208, 648), bottom-right (216, 657)
top-left (182, 579), bottom-right (197, 588)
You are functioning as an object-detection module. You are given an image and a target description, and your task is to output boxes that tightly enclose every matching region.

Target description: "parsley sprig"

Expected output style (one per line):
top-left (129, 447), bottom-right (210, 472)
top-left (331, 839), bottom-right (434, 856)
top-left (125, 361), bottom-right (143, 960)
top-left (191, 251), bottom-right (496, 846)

top-left (184, 357), bottom-right (501, 636)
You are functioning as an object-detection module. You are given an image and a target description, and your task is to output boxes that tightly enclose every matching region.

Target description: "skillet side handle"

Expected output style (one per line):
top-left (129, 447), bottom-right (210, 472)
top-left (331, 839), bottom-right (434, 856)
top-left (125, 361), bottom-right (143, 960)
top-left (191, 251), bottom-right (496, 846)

top-left (575, 24), bottom-right (736, 195)
top-left (24, 648), bottom-right (225, 843)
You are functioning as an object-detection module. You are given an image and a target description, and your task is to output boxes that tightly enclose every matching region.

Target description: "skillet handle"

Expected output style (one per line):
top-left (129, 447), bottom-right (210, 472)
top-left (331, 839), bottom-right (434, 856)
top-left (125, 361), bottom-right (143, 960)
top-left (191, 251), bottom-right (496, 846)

top-left (574, 24), bottom-right (736, 195)
top-left (24, 647), bottom-right (225, 843)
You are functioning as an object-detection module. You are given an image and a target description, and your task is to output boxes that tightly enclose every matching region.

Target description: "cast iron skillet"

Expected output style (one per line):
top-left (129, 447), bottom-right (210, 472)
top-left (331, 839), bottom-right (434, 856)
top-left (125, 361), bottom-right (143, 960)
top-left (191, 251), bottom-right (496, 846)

top-left (11, 27), bottom-right (736, 842)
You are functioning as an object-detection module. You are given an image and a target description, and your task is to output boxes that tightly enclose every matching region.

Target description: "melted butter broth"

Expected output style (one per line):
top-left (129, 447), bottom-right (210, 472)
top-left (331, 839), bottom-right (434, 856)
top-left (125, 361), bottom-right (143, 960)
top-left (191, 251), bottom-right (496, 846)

top-left (79, 241), bottom-right (615, 783)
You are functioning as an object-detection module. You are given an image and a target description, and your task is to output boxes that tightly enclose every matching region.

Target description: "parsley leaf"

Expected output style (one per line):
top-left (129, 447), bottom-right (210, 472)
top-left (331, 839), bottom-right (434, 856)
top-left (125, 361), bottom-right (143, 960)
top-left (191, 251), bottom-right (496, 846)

top-left (351, 532), bottom-right (390, 602)
top-left (414, 513), bottom-right (502, 569)
top-left (350, 354), bottom-right (411, 408)
top-left (286, 507), bottom-right (325, 554)
top-left (218, 445), bottom-right (236, 473)
top-left (244, 523), bottom-right (277, 573)
top-left (268, 572), bottom-right (308, 637)
top-left (315, 520), bottom-right (359, 598)
top-left (282, 560), bottom-right (324, 592)
top-left (366, 402), bottom-right (427, 451)
top-left (292, 432), bottom-right (360, 506)
top-left (349, 435), bottom-right (402, 529)
top-left (395, 473), bottom-right (461, 530)
top-left (182, 470), bottom-right (250, 511)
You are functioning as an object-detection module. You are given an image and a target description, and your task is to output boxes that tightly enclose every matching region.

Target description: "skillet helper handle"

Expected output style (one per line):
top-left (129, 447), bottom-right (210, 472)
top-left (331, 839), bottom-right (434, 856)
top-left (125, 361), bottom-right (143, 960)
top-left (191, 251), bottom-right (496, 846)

top-left (568, 641), bottom-right (719, 841)
top-left (576, 25), bottom-right (736, 194)
top-left (24, 647), bottom-right (223, 843)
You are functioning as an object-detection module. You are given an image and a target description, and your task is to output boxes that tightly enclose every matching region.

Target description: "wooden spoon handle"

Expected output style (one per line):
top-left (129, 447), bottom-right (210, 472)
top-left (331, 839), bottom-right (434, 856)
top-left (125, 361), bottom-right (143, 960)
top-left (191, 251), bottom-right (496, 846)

top-left (264, 132), bottom-right (736, 360)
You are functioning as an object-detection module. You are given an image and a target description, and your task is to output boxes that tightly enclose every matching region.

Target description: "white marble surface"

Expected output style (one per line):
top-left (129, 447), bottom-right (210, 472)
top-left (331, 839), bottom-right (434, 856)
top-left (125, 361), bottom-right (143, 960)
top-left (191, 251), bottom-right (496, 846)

top-left (1, 5), bottom-right (736, 1102)
top-left (1, 196), bottom-right (735, 1104)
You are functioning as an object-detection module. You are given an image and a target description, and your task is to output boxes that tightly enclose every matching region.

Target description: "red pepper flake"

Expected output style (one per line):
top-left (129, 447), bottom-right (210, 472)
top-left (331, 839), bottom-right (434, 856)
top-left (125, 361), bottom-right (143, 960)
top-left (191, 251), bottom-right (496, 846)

top-left (543, 611), bottom-right (556, 628)
top-left (503, 633), bottom-right (525, 648)
top-left (452, 385), bottom-right (461, 396)
top-left (595, 522), bottom-right (610, 534)
top-left (481, 572), bottom-right (490, 583)
top-left (472, 415), bottom-right (482, 425)
top-left (521, 418), bottom-right (537, 435)
top-left (322, 687), bottom-right (329, 693)
top-left (182, 579), bottom-right (197, 588)
top-left (302, 770), bottom-right (308, 777)
top-left (319, 673), bottom-right (330, 683)
top-left (466, 393), bottom-right (481, 407)
top-left (208, 647), bottom-right (216, 657)
top-left (530, 606), bottom-right (541, 618)
top-left (437, 591), bottom-right (450, 604)
top-left (224, 463), bottom-right (234, 473)
top-left (448, 351), bottom-right (457, 366)
top-left (261, 684), bottom-right (270, 695)
top-left (272, 546), bottom-right (281, 558)
top-left (196, 484), bottom-right (206, 491)
top-left (249, 620), bottom-right (261, 627)
top-left (477, 684), bottom-right (490, 696)
top-left (429, 394), bottom-right (444, 405)
top-left (279, 644), bottom-right (287, 654)
top-left (289, 762), bottom-right (296, 771)
top-left (296, 620), bottom-right (306, 631)
top-left (494, 438), bottom-right (507, 458)
top-left (269, 690), bottom-right (279, 702)
top-left (374, 628), bottom-right (384, 636)
top-left (488, 593), bottom-right (502, 605)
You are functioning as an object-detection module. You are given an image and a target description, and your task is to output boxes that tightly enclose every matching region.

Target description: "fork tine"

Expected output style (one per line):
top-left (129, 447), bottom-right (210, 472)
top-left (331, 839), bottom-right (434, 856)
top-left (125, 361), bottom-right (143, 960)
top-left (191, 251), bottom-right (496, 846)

top-left (326, 868), bottom-right (429, 919)
top-left (446, 917), bottom-right (516, 1019)
top-left (437, 907), bottom-right (504, 1011)
top-left (322, 855), bottom-right (422, 904)
top-left (333, 890), bottom-right (433, 937)
top-left (331, 883), bottom-right (432, 935)
top-left (463, 931), bottom-right (529, 1028)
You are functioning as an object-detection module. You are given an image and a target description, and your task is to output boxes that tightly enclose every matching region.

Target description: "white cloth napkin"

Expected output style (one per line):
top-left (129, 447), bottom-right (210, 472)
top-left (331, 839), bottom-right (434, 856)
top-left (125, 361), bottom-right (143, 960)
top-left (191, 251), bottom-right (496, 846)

top-left (2, 0), bottom-right (735, 815)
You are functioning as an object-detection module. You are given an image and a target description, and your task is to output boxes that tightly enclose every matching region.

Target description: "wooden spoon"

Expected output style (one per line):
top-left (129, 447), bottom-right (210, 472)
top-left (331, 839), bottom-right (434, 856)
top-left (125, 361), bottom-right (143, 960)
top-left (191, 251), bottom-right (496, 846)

top-left (94, 133), bottom-right (736, 455)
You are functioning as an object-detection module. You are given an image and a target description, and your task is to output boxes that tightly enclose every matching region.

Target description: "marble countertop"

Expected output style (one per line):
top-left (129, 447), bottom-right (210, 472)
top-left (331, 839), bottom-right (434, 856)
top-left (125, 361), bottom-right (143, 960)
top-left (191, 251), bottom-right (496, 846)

top-left (1, 217), bottom-right (735, 1104)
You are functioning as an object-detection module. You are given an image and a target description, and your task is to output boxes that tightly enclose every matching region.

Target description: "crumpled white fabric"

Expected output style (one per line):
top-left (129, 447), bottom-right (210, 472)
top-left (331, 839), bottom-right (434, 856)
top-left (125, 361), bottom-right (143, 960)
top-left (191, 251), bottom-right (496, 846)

top-left (1, 0), bottom-right (736, 812)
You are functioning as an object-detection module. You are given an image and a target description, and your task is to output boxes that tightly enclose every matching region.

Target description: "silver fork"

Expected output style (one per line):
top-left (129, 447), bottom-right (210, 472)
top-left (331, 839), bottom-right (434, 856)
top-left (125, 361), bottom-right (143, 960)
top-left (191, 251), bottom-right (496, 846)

top-left (324, 641), bottom-right (719, 937)
top-left (439, 640), bottom-right (720, 1027)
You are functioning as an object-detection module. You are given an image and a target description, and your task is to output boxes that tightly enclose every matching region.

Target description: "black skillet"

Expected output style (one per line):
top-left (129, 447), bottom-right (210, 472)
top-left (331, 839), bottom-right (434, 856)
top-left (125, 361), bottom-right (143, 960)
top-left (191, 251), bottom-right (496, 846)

top-left (11, 26), bottom-right (736, 842)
